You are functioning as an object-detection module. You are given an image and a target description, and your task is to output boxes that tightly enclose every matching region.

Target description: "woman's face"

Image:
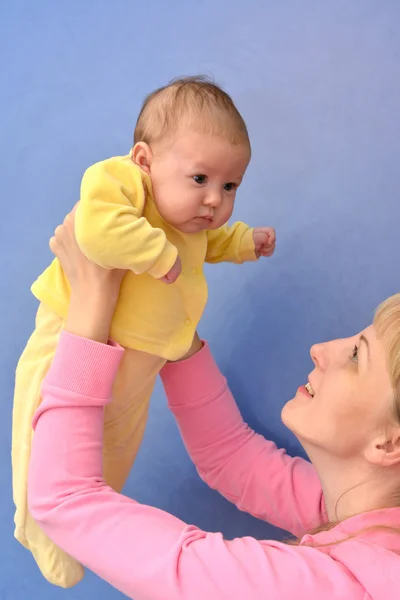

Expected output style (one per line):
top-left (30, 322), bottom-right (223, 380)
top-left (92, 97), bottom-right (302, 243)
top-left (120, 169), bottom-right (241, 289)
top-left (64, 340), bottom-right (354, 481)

top-left (281, 325), bottom-right (395, 460)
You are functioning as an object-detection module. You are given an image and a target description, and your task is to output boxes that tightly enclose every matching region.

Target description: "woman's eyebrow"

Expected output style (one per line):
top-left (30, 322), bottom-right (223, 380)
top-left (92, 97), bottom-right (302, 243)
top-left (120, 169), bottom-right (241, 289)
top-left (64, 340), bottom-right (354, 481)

top-left (360, 334), bottom-right (370, 363)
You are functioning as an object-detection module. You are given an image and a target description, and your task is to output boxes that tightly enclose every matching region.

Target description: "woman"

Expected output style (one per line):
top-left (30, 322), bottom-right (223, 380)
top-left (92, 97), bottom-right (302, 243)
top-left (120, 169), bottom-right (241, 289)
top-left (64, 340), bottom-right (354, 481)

top-left (28, 212), bottom-right (400, 600)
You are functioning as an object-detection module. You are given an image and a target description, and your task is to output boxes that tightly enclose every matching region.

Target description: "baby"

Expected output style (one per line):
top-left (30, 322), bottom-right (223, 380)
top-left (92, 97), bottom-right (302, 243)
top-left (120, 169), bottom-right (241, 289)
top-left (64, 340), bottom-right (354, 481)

top-left (12, 76), bottom-right (276, 588)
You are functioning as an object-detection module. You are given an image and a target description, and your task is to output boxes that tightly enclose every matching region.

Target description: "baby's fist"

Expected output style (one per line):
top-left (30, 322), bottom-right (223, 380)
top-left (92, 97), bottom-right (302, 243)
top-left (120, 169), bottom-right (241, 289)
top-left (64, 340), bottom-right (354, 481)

top-left (253, 227), bottom-right (276, 259)
top-left (159, 255), bottom-right (182, 284)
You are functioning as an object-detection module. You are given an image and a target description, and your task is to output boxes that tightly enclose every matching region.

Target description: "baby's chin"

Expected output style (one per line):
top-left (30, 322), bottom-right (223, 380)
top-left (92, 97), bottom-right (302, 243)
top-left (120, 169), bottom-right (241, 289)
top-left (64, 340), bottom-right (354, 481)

top-left (174, 218), bottom-right (215, 234)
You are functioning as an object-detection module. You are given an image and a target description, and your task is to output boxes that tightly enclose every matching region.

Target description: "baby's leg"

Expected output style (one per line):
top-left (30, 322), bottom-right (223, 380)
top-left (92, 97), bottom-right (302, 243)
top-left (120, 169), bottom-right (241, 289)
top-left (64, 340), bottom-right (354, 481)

top-left (103, 348), bottom-right (166, 491)
top-left (12, 303), bottom-right (85, 588)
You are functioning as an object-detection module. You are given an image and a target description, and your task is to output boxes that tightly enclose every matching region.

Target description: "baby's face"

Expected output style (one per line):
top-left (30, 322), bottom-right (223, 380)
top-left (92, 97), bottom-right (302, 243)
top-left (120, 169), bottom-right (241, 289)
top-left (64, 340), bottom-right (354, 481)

top-left (148, 130), bottom-right (250, 233)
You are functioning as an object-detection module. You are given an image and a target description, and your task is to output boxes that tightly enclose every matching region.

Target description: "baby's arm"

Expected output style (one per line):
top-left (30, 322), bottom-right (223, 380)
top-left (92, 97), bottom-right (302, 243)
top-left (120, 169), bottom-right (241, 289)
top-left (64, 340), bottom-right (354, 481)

top-left (205, 222), bottom-right (256, 264)
top-left (75, 158), bottom-right (177, 279)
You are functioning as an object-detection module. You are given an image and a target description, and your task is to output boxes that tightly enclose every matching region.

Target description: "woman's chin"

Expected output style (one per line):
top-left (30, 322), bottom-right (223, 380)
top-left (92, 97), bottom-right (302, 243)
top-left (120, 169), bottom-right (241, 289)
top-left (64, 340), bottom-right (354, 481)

top-left (281, 397), bottom-right (307, 438)
top-left (281, 399), bottom-right (295, 430)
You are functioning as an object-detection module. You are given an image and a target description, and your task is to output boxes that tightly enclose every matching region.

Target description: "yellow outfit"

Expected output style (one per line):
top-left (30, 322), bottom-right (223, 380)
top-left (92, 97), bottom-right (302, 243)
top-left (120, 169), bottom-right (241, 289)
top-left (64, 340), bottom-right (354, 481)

top-left (12, 154), bottom-right (256, 588)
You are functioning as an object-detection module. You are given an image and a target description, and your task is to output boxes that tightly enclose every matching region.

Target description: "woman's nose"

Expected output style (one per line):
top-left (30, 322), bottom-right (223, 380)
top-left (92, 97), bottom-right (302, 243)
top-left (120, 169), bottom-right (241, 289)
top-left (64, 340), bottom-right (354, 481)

top-left (310, 342), bottom-right (328, 370)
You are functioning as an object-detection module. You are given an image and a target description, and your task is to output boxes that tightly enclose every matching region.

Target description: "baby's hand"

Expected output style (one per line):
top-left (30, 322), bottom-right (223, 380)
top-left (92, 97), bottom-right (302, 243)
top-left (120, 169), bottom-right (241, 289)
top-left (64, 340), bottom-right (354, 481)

top-left (253, 227), bottom-right (276, 258)
top-left (159, 256), bottom-right (182, 284)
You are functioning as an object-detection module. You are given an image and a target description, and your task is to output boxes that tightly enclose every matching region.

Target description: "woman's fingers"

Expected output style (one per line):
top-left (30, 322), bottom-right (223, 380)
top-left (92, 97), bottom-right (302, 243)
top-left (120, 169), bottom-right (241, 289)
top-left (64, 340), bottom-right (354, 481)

top-left (49, 210), bottom-right (75, 263)
top-left (48, 202), bottom-right (126, 302)
top-left (49, 236), bottom-right (56, 253)
top-left (54, 224), bottom-right (64, 238)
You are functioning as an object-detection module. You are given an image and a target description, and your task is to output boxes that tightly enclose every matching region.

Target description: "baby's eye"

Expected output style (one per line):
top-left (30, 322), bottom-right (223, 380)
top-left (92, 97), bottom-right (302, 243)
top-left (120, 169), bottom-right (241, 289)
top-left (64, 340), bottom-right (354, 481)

top-left (350, 345), bottom-right (359, 364)
top-left (193, 175), bottom-right (207, 184)
top-left (224, 182), bottom-right (237, 192)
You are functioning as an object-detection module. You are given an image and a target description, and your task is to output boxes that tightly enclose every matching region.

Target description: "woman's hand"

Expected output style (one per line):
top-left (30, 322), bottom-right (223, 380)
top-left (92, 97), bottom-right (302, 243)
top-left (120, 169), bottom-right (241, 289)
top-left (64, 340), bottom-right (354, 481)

top-left (50, 205), bottom-right (126, 343)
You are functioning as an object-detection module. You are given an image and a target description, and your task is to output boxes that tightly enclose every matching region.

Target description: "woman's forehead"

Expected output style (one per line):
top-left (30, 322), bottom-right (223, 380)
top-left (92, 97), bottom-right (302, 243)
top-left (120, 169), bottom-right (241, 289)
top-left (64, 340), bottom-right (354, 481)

top-left (362, 325), bottom-right (393, 384)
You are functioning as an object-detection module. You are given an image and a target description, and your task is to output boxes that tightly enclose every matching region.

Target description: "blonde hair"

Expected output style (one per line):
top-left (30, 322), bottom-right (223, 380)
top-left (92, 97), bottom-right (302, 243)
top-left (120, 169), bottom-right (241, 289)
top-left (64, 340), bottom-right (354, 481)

top-left (374, 293), bottom-right (400, 422)
top-left (287, 293), bottom-right (400, 548)
top-left (133, 76), bottom-right (250, 147)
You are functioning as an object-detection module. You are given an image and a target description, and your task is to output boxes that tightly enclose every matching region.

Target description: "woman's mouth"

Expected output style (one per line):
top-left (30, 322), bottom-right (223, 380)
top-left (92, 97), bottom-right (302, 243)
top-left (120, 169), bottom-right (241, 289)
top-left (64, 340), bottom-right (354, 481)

top-left (304, 382), bottom-right (315, 397)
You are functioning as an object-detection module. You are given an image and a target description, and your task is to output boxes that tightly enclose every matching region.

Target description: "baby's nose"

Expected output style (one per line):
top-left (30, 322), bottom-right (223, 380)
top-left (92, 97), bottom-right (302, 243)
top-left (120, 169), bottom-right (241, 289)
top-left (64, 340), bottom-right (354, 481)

top-left (206, 190), bottom-right (223, 208)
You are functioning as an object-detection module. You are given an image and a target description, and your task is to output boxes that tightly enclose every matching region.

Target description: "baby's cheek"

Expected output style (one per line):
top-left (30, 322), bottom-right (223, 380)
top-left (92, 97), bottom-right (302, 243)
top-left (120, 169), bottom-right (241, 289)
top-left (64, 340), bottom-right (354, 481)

top-left (219, 205), bottom-right (234, 225)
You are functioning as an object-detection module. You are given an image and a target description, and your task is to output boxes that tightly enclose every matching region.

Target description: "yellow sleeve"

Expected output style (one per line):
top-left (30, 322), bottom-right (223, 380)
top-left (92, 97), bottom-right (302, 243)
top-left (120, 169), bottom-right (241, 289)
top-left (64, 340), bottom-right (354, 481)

top-left (205, 222), bottom-right (257, 264)
top-left (75, 158), bottom-right (178, 279)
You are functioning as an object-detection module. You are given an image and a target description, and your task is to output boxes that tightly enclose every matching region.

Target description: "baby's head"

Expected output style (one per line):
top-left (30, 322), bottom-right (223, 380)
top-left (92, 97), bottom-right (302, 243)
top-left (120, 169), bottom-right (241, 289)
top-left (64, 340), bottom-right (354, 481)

top-left (131, 76), bottom-right (251, 233)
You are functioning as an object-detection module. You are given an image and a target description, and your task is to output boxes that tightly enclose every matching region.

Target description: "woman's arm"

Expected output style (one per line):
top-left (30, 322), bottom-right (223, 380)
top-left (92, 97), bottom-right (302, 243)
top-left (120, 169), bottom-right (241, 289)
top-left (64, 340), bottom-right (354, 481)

top-left (28, 333), bottom-right (359, 600)
top-left (161, 346), bottom-right (326, 537)
top-left (28, 212), bottom-right (354, 600)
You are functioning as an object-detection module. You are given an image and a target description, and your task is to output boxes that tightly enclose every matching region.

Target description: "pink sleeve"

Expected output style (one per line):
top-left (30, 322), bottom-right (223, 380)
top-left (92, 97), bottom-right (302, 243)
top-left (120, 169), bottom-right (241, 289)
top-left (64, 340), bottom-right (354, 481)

top-left (28, 334), bottom-right (361, 600)
top-left (161, 344), bottom-right (326, 536)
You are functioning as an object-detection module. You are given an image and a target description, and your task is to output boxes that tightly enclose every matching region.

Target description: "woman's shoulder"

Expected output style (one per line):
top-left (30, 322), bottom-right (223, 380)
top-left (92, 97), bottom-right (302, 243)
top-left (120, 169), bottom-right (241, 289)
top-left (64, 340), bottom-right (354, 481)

top-left (297, 508), bottom-right (400, 599)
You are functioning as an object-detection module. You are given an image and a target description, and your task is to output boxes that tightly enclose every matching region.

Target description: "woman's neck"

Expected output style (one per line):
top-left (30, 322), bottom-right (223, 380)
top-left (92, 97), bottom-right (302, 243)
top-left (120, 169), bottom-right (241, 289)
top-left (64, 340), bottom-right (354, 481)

top-left (309, 451), bottom-right (398, 522)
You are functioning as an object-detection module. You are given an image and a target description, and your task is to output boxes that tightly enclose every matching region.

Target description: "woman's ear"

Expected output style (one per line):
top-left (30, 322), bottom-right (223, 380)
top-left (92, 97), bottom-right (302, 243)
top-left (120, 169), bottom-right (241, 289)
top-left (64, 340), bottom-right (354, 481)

top-left (365, 429), bottom-right (400, 467)
top-left (131, 142), bottom-right (153, 174)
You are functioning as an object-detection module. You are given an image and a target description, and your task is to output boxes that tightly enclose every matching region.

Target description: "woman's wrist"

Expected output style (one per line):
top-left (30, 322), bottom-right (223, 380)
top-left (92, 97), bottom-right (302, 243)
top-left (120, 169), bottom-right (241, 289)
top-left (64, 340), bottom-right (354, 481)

top-left (168, 332), bottom-right (203, 363)
top-left (65, 288), bottom-right (118, 344)
top-left (184, 333), bottom-right (203, 360)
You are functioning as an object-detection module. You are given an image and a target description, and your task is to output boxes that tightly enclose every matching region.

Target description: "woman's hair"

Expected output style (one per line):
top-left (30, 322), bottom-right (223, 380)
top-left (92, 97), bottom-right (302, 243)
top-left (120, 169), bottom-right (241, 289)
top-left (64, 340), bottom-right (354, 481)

top-left (287, 293), bottom-right (400, 548)
top-left (374, 293), bottom-right (400, 422)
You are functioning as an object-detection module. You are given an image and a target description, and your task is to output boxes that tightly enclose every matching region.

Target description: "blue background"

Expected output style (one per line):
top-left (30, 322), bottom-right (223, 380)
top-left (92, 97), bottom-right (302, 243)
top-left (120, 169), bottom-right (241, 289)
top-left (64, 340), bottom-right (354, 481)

top-left (1, 1), bottom-right (400, 597)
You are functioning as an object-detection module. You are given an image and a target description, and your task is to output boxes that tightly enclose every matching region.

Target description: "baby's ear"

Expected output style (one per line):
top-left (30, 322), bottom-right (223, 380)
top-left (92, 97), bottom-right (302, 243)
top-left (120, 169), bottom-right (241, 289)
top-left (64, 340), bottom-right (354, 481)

top-left (131, 142), bottom-right (153, 174)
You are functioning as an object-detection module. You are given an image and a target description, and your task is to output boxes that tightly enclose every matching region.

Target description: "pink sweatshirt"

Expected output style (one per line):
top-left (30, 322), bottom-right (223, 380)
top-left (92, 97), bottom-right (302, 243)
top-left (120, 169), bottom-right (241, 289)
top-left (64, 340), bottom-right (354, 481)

top-left (28, 332), bottom-right (400, 600)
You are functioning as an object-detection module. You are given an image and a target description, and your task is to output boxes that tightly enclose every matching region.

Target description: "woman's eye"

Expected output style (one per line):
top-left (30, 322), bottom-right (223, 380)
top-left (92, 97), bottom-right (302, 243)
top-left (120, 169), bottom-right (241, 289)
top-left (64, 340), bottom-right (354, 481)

top-left (224, 182), bottom-right (237, 192)
top-left (193, 175), bottom-right (207, 184)
top-left (351, 345), bottom-right (359, 364)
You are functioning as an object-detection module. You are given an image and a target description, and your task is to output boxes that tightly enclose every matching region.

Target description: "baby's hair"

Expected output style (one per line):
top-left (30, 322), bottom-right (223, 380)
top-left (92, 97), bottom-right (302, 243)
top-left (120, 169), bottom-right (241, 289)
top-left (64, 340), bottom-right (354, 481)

top-left (134, 75), bottom-right (250, 147)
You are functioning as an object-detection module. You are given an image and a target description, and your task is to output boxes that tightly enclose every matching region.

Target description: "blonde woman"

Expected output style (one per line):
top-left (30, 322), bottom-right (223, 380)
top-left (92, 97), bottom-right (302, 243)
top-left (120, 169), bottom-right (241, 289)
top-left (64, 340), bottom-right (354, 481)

top-left (28, 212), bottom-right (400, 599)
